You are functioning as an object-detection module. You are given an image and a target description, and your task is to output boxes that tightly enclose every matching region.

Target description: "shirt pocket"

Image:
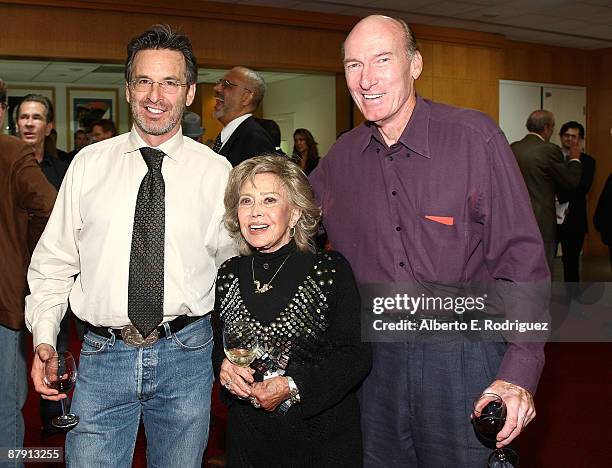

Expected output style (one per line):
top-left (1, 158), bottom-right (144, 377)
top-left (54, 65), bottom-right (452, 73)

top-left (414, 215), bottom-right (469, 282)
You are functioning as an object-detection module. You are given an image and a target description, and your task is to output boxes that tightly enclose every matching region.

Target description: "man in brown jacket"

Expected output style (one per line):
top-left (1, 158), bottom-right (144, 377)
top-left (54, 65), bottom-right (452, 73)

top-left (0, 78), bottom-right (56, 457)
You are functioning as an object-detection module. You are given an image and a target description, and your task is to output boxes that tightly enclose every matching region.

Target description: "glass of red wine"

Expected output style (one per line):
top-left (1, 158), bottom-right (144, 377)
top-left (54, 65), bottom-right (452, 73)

top-left (44, 351), bottom-right (79, 429)
top-left (472, 393), bottom-right (519, 468)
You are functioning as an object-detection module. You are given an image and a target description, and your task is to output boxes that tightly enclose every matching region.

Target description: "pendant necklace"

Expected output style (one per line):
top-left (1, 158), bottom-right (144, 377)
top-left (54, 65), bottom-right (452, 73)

top-left (252, 253), bottom-right (292, 294)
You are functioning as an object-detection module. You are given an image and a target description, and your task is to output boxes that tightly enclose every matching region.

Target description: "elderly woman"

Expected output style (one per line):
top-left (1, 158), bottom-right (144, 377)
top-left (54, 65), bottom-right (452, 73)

top-left (212, 155), bottom-right (371, 467)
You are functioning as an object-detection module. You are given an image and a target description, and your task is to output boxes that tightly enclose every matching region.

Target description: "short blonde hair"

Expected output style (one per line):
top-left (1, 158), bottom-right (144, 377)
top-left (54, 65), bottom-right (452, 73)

top-left (224, 154), bottom-right (321, 255)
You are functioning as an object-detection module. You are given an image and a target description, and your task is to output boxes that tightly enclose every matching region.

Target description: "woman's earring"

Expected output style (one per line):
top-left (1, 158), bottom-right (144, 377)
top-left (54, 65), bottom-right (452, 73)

top-left (289, 226), bottom-right (296, 238)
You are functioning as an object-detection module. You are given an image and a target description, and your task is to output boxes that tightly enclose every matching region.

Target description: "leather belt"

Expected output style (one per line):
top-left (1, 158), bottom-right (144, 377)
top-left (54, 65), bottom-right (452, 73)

top-left (84, 315), bottom-right (200, 348)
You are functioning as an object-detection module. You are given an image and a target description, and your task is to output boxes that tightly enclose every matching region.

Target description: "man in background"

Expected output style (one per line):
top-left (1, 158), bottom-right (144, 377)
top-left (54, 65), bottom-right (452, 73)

top-left (0, 78), bottom-right (56, 464)
top-left (255, 117), bottom-right (285, 156)
top-left (15, 94), bottom-right (69, 191)
top-left (181, 111), bottom-right (204, 142)
top-left (511, 110), bottom-right (582, 271)
top-left (212, 66), bottom-right (274, 165)
top-left (65, 129), bottom-right (90, 161)
top-left (91, 118), bottom-right (118, 142)
top-left (556, 121), bottom-right (595, 283)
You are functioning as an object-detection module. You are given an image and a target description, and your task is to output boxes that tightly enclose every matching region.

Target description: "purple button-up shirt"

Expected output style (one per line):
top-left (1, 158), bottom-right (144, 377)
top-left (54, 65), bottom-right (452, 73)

top-left (310, 96), bottom-right (549, 393)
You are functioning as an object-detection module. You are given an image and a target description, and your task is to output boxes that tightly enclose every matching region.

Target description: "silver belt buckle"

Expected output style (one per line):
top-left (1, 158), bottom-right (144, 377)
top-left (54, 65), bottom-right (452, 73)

top-left (121, 325), bottom-right (159, 347)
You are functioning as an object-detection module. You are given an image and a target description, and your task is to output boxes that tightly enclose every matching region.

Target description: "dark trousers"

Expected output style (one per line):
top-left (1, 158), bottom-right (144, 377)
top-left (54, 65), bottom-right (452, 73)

top-left (558, 224), bottom-right (586, 282)
top-left (362, 339), bottom-right (506, 467)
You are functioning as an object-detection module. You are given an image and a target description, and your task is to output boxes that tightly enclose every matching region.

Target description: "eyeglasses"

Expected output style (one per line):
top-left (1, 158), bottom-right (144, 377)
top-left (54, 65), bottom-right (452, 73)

top-left (130, 78), bottom-right (188, 94)
top-left (215, 78), bottom-right (252, 93)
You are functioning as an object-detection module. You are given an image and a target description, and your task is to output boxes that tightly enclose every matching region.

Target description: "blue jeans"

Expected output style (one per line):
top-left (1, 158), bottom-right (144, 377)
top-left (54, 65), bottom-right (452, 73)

top-left (66, 316), bottom-right (214, 468)
top-left (0, 326), bottom-right (27, 468)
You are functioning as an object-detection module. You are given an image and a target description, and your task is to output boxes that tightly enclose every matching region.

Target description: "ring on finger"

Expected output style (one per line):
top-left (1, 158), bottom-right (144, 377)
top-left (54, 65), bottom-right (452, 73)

top-left (224, 379), bottom-right (232, 390)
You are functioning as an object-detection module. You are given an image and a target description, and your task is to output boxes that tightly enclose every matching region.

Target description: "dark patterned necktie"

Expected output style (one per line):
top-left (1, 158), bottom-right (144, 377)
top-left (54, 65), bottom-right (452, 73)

top-left (212, 134), bottom-right (222, 153)
top-left (128, 147), bottom-right (165, 338)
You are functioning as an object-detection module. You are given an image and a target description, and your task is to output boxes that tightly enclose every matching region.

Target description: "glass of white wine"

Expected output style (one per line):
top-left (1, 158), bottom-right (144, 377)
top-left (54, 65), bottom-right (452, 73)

top-left (223, 321), bottom-right (258, 367)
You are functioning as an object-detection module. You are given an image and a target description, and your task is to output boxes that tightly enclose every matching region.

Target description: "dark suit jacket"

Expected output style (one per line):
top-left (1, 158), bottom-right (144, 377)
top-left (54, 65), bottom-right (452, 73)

top-left (511, 134), bottom-right (581, 243)
top-left (218, 116), bottom-right (275, 167)
top-left (594, 174), bottom-right (612, 245)
top-left (0, 136), bottom-right (56, 329)
top-left (558, 152), bottom-right (595, 235)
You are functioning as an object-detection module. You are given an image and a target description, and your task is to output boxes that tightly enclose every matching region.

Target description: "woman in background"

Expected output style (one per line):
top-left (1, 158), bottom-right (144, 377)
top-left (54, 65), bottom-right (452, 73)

top-left (292, 128), bottom-right (319, 175)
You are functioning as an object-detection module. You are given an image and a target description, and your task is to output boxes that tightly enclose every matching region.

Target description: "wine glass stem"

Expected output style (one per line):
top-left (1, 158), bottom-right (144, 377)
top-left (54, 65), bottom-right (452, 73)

top-left (60, 397), bottom-right (68, 416)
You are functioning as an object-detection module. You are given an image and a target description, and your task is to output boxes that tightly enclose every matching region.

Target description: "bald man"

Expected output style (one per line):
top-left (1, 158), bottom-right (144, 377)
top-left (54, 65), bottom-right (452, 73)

top-left (212, 66), bottom-right (274, 166)
top-left (310, 15), bottom-right (550, 466)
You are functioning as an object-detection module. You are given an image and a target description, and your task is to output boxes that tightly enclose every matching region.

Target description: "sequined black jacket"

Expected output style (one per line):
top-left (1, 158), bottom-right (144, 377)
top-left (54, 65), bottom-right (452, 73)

top-left (212, 245), bottom-right (372, 467)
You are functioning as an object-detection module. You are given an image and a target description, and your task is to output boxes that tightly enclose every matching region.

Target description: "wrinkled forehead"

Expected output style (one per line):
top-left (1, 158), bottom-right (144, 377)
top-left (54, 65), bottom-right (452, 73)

top-left (239, 172), bottom-right (285, 194)
top-left (18, 101), bottom-right (47, 117)
top-left (132, 49), bottom-right (187, 78)
top-left (344, 18), bottom-right (404, 59)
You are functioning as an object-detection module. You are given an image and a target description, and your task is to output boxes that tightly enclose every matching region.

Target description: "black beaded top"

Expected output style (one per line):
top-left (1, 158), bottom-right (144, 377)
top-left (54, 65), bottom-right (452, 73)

top-left (215, 242), bottom-right (340, 369)
top-left (211, 244), bottom-right (371, 467)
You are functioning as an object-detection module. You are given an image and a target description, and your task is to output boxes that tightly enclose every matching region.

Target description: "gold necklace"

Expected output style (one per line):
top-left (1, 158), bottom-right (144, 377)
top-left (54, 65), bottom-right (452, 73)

top-left (252, 253), bottom-right (292, 294)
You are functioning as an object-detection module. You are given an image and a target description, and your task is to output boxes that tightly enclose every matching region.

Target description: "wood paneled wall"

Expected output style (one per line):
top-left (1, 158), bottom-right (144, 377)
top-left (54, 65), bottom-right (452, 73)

top-left (0, 0), bottom-right (350, 71)
top-left (503, 40), bottom-right (589, 86)
top-left (586, 48), bottom-right (612, 255)
top-left (2, 0), bottom-right (610, 254)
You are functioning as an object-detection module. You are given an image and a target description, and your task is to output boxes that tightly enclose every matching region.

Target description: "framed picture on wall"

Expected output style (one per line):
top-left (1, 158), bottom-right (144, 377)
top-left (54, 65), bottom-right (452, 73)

top-left (5, 86), bottom-right (56, 136)
top-left (67, 87), bottom-right (119, 149)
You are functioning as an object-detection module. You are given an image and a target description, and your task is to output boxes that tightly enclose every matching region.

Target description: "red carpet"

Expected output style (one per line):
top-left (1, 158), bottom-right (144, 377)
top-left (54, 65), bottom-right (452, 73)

top-left (22, 338), bottom-right (611, 467)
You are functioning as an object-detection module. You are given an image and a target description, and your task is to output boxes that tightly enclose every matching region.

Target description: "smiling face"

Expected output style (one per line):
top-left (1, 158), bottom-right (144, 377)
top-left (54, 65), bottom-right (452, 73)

top-left (237, 172), bottom-right (301, 253)
top-left (16, 101), bottom-right (52, 150)
top-left (126, 49), bottom-right (195, 146)
top-left (213, 68), bottom-right (254, 126)
top-left (343, 16), bottom-right (422, 140)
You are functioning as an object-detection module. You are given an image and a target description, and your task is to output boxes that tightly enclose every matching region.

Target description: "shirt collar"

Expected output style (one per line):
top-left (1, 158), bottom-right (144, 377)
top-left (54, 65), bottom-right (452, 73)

top-left (528, 132), bottom-right (545, 142)
top-left (220, 113), bottom-right (252, 143)
top-left (361, 95), bottom-right (431, 158)
top-left (125, 126), bottom-right (184, 162)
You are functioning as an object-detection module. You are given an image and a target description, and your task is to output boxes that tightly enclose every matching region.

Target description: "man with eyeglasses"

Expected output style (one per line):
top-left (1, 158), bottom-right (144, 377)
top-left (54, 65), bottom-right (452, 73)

top-left (556, 121), bottom-right (595, 283)
top-left (0, 78), bottom-right (56, 467)
top-left (212, 66), bottom-right (275, 166)
top-left (26, 25), bottom-right (235, 467)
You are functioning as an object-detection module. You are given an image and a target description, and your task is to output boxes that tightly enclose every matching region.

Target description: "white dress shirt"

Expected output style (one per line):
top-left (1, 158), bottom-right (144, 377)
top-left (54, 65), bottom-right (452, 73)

top-left (219, 113), bottom-right (252, 149)
top-left (26, 127), bottom-right (237, 348)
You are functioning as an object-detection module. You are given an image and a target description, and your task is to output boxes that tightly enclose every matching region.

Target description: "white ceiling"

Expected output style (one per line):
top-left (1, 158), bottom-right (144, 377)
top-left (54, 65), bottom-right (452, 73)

top-left (1, 1), bottom-right (610, 86)
top-left (0, 61), bottom-right (304, 86)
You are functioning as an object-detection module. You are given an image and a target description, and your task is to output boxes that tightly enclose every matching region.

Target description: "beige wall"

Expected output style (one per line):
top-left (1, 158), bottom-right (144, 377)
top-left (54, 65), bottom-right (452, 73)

top-left (264, 75), bottom-right (336, 156)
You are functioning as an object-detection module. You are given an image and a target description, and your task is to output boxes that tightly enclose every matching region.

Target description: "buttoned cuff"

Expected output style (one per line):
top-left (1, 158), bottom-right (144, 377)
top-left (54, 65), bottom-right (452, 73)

top-left (495, 343), bottom-right (545, 395)
top-left (32, 320), bottom-right (60, 351)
